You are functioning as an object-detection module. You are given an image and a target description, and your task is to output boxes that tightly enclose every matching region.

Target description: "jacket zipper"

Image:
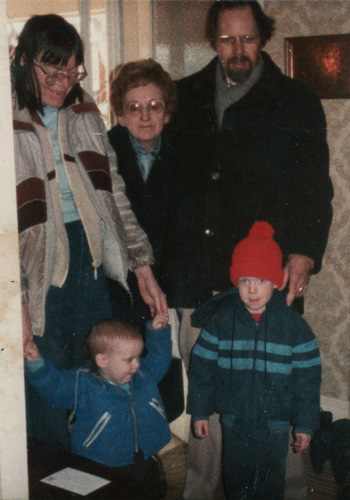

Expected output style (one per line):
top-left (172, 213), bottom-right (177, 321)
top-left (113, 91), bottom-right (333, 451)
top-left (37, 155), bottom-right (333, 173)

top-left (83, 384), bottom-right (139, 454)
top-left (84, 412), bottom-right (111, 448)
top-left (130, 389), bottom-right (139, 453)
top-left (247, 322), bottom-right (259, 437)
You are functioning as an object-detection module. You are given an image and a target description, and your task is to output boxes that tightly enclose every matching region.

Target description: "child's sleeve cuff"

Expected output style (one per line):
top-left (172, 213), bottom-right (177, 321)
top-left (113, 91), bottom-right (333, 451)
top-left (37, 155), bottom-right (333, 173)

top-left (294, 426), bottom-right (313, 436)
top-left (26, 357), bottom-right (45, 372)
top-left (145, 320), bottom-right (171, 334)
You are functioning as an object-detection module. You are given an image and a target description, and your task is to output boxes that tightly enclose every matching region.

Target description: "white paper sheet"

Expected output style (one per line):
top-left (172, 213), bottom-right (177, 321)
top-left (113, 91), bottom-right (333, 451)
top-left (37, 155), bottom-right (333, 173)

top-left (41, 467), bottom-right (111, 496)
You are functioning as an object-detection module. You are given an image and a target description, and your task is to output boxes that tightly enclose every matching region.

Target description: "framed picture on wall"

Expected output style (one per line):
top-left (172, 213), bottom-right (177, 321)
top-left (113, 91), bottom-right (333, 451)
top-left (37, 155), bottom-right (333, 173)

top-left (285, 34), bottom-right (350, 99)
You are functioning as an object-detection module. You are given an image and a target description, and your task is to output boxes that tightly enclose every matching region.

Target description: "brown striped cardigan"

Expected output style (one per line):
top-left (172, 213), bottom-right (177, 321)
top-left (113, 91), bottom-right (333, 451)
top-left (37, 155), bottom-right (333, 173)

top-left (13, 90), bottom-right (154, 337)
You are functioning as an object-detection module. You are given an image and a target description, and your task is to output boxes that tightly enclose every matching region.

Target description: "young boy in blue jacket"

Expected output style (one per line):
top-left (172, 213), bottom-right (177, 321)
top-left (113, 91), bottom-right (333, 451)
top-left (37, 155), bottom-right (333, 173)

top-left (187, 222), bottom-right (321, 500)
top-left (24, 312), bottom-right (171, 499)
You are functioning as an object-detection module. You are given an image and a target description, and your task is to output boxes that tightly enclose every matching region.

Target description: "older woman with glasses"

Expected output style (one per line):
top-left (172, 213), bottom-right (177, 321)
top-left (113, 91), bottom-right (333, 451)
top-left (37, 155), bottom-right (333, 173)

top-left (108, 59), bottom-right (177, 332)
top-left (12, 14), bottom-right (166, 449)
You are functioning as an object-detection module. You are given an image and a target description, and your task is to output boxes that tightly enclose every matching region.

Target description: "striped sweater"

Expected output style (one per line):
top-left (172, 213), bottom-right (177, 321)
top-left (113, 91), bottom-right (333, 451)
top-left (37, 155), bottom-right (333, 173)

top-left (187, 289), bottom-right (321, 437)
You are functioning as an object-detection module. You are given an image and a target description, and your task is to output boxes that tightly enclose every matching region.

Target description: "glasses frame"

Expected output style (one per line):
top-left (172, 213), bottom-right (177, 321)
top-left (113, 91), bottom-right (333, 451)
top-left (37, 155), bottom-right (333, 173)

top-left (123, 100), bottom-right (165, 117)
top-left (33, 62), bottom-right (88, 86)
top-left (217, 35), bottom-right (260, 46)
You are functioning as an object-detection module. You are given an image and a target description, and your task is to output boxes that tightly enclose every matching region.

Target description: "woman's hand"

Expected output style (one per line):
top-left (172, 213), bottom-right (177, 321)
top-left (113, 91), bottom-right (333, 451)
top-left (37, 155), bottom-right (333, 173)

top-left (134, 266), bottom-right (168, 317)
top-left (23, 337), bottom-right (41, 362)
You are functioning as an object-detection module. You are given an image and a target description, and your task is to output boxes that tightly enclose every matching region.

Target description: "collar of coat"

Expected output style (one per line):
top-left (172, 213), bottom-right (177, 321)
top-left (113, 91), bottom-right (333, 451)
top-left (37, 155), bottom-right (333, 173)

top-left (191, 287), bottom-right (288, 330)
top-left (177, 51), bottom-right (284, 105)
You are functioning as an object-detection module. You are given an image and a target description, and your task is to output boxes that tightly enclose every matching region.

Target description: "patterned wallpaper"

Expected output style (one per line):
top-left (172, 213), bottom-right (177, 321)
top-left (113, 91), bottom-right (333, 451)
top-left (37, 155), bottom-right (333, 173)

top-left (153, 1), bottom-right (350, 406)
top-left (265, 1), bottom-right (350, 405)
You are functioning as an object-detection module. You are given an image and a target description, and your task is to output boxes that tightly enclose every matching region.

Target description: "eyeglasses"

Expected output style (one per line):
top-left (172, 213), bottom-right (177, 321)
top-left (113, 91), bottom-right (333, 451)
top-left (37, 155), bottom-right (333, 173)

top-left (124, 100), bottom-right (165, 117)
top-left (217, 35), bottom-right (260, 46)
top-left (34, 62), bottom-right (88, 86)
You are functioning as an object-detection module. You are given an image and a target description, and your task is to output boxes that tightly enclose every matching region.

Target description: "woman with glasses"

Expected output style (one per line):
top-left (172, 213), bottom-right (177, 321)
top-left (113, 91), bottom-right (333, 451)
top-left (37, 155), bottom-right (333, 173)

top-left (108, 59), bottom-right (177, 332)
top-left (12, 14), bottom-right (166, 450)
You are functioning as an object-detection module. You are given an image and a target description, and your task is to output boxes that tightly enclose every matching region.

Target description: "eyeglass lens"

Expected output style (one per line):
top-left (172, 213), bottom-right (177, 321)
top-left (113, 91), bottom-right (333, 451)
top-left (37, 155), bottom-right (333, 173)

top-left (36, 63), bottom-right (87, 86)
top-left (125, 100), bottom-right (164, 116)
top-left (218, 35), bottom-right (259, 45)
top-left (46, 66), bottom-right (87, 85)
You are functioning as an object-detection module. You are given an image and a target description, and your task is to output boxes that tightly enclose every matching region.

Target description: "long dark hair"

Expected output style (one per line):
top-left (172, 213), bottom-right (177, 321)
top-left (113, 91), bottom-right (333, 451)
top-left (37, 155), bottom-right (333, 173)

top-left (11, 14), bottom-right (85, 113)
top-left (205, 1), bottom-right (276, 49)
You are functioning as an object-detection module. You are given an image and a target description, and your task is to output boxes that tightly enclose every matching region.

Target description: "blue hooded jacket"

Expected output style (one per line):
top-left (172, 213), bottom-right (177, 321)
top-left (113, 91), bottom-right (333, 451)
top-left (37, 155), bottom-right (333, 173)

top-left (26, 322), bottom-right (171, 467)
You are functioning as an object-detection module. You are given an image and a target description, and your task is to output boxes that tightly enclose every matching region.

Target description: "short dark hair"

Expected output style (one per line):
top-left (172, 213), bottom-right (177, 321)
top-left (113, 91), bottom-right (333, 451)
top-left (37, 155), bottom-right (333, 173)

top-left (84, 319), bottom-right (143, 364)
top-left (205, 1), bottom-right (276, 49)
top-left (11, 14), bottom-right (84, 113)
top-left (110, 58), bottom-right (177, 118)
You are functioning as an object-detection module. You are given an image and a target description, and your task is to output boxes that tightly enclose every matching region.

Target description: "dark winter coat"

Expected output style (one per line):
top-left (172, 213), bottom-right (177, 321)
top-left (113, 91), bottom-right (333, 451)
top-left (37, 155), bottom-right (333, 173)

top-left (187, 289), bottom-right (321, 438)
top-left (163, 53), bottom-right (333, 308)
top-left (108, 125), bottom-right (175, 280)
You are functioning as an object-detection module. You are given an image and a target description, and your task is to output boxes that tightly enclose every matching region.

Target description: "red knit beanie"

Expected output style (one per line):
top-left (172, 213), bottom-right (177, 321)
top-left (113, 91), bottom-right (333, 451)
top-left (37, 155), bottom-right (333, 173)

top-left (229, 221), bottom-right (284, 288)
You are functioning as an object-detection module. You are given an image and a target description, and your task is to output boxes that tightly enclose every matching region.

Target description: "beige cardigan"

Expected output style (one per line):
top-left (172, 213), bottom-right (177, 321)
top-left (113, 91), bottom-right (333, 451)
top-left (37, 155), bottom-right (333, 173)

top-left (13, 91), bottom-right (154, 336)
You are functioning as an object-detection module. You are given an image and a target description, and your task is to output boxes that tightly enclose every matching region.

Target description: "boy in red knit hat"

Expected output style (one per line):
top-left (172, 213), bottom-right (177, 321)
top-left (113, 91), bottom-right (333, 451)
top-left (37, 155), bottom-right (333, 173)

top-left (187, 221), bottom-right (321, 500)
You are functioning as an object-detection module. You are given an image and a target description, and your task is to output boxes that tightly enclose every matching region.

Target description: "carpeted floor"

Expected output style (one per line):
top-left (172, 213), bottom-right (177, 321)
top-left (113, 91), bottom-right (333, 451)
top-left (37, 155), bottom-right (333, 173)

top-left (161, 441), bottom-right (350, 500)
top-left (304, 450), bottom-right (350, 500)
top-left (162, 441), bottom-right (187, 500)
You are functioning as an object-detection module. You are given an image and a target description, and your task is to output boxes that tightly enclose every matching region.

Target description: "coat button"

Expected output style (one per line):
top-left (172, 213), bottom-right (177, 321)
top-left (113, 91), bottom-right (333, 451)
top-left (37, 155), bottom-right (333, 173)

top-left (204, 229), bottom-right (214, 237)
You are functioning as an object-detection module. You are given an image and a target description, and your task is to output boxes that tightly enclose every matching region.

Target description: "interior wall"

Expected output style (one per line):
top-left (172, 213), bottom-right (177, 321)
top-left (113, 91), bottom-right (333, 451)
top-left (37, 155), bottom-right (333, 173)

top-left (153, 0), bottom-right (212, 79)
top-left (0, 0), bottom-right (28, 496)
top-left (265, 0), bottom-right (350, 411)
top-left (123, 0), bottom-right (152, 62)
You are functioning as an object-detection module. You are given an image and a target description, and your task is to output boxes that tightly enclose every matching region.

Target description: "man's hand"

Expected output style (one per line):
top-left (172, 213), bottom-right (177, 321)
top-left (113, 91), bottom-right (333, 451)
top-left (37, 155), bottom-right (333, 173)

top-left (281, 254), bottom-right (314, 306)
top-left (193, 419), bottom-right (209, 439)
top-left (134, 266), bottom-right (168, 317)
top-left (293, 432), bottom-right (311, 453)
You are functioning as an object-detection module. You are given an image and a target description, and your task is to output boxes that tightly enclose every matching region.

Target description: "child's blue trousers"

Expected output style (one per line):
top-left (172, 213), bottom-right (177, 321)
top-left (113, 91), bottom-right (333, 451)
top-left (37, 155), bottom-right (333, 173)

top-left (222, 423), bottom-right (290, 500)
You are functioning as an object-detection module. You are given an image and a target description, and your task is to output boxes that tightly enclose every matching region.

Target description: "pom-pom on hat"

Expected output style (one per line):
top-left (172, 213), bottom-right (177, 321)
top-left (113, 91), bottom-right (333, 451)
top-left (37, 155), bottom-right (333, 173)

top-left (229, 221), bottom-right (284, 288)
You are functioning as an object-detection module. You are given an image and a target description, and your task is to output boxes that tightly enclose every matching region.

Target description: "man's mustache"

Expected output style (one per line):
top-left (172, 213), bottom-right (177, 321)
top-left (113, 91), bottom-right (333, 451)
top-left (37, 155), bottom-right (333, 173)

top-left (227, 55), bottom-right (251, 65)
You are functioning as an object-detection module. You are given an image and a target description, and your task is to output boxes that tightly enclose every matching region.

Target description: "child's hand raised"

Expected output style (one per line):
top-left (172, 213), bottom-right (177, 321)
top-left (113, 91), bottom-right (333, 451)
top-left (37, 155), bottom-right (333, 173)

top-left (151, 312), bottom-right (169, 330)
top-left (24, 338), bottom-right (41, 362)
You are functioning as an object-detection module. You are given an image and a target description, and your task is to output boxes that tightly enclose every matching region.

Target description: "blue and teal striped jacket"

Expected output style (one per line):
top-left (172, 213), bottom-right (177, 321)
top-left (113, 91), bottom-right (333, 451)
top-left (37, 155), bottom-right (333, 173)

top-left (187, 289), bottom-right (321, 437)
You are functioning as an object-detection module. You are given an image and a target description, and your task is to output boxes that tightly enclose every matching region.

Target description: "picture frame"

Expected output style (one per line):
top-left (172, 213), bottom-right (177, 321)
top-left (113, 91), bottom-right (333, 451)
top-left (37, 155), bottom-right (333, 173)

top-left (285, 34), bottom-right (350, 99)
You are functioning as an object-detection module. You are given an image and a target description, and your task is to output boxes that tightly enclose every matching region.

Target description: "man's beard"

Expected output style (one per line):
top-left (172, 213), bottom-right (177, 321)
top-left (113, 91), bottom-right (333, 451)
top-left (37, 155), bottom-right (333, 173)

top-left (224, 55), bottom-right (253, 83)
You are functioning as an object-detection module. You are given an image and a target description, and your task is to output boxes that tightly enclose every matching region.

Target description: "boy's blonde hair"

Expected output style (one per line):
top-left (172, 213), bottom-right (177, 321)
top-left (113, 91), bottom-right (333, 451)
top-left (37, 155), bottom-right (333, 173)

top-left (84, 319), bottom-right (143, 363)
